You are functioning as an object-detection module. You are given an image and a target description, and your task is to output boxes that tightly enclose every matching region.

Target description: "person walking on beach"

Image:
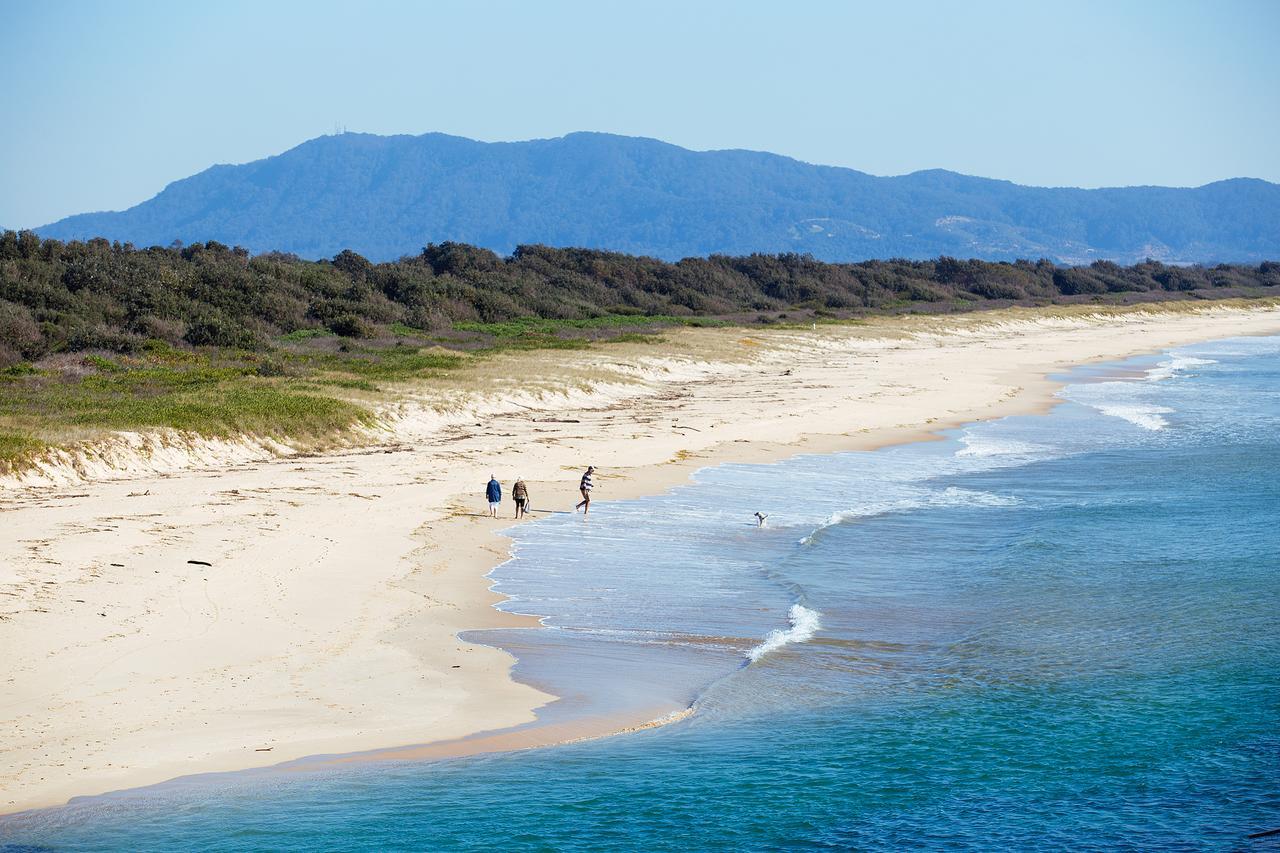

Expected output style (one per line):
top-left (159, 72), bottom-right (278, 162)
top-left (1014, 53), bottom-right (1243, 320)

top-left (485, 474), bottom-right (502, 518)
top-left (513, 477), bottom-right (530, 519)
top-left (575, 466), bottom-right (595, 516)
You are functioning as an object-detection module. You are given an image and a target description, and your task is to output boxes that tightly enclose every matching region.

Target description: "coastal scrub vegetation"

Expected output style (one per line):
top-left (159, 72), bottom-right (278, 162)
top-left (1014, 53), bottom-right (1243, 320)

top-left (1, 229), bottom-right (1277, 468)
top-left (3, 232), bottom-right (1278, 363)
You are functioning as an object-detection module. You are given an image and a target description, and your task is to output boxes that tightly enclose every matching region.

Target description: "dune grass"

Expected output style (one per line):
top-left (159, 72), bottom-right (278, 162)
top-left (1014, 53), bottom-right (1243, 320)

top-left (0, 322), bottom-right (684, 471)
top-left (8, 298), bottom-right (1268, 476)
top-left (299, 347), bottom-right (465, 381)
top-left (0, 350), bottom-right (378, 469)
top-left (0, 322), bottom-right (675, 471)
top-left (0, 430), bottom-right (45, 461)
top-left (456, 314), bottom-right (726, 340)
top-left (447, 315), bottom-right (726, 353)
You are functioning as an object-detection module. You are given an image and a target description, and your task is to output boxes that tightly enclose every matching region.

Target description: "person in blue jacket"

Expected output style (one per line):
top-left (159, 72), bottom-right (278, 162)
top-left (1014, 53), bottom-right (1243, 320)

top-left (485, 474), bottom-right (502, 517)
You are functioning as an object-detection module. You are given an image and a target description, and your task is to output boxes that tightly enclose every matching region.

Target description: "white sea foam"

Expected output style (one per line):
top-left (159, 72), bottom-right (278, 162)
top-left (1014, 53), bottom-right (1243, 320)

top-left (1093, 403), bottom-right (1173, 430)
top-left (956, 434), bottom-right (1049, 459)
top-left (798, 499), bottom-right (921, 544)
top-left (935, 486), bottom-right (1020, 507)
top-left (1063, 372), bottom-right (1178, 432)
top-left (798, 488), bottom-right (1018, 544)
top-left (1146, 355), bottom-right (1217, 382)
top-left (746, 604), bottom-right (821, 663)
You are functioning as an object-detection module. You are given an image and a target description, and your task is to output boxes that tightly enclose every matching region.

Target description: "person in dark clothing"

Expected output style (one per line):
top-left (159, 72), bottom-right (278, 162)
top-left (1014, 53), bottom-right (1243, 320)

top-left (575, 466), bottom-right (595, 516)
top-left (485, 475), bottom-right (502, 517)
top-left (513, 478), bottom-right (530, 519)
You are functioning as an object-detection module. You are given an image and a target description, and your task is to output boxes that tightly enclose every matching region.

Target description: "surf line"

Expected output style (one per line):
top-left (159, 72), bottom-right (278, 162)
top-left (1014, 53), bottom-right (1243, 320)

top-left (745, 603), bottom-right (822, 664)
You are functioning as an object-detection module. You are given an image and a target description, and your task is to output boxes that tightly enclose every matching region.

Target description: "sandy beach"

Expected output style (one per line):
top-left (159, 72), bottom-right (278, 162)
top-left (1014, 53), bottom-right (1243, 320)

top-left (3, 301), bottom-right (1279, 815)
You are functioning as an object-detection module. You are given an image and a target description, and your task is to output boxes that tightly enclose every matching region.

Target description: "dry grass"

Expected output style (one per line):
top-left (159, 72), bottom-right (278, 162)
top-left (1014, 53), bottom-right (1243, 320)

top-left (4, 298), bottom-right (1275, 478)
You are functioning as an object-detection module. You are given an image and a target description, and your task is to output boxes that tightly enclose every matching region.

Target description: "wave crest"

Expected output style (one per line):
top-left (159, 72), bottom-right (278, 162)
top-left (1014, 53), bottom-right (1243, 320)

top-left (956, 435), bottom-right (1048, 459)
top-left (746, 604), bottom-right (821, 663)
top-left (1093, 403), bottom-right (1173, 430)
top-left (798, 487), bottom-right (1018, 544)
top-left (1146, 355), bottom-right (1217, 382)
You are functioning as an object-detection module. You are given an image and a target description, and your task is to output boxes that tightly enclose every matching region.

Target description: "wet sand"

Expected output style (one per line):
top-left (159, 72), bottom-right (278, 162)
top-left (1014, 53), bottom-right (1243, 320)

top-left (3, 302), bottom-right (1278, 815)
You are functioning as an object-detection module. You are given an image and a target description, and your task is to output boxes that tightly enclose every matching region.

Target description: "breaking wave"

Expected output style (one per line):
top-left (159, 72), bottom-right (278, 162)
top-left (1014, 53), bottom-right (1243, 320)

top-left (1146, 355), bottom-right (1217, 382)
top-left (956, 434), bottom-right (1050, 460)
top-left (746, 604), bottom-right (821, 663)
top-left (1092, 403), bottom-right (1174, 431)
top-left (799, 487), bottom-right (1019, 544)
top-left (1063, 366), bottom-right (1187, 431)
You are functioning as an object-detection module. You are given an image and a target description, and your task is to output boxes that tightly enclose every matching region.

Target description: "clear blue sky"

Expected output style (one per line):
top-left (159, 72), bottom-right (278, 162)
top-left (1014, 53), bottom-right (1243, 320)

top-left (3, 0), bottom-right (1278, 228)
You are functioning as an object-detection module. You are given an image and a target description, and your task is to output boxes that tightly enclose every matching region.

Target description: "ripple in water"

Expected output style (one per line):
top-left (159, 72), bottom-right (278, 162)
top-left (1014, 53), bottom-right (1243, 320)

top-left (5, 336), bottom-right (1278, 851)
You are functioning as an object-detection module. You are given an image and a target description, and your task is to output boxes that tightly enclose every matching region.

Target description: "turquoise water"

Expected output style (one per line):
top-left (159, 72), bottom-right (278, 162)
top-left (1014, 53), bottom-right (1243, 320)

top-left (3, 336), bottom-right (1278, 851)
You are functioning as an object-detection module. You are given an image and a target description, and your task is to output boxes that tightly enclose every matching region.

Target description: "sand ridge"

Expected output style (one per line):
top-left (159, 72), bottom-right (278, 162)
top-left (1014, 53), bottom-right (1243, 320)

top-left (3, 302), bottom-right (1279, 815)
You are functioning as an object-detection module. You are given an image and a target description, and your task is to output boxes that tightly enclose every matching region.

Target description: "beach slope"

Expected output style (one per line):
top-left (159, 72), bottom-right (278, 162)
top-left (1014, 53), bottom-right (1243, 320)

top-left (3, 303), bottom-right (1279, 814)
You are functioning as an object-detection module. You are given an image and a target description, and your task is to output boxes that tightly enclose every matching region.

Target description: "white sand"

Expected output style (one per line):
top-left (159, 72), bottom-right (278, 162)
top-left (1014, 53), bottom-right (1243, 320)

top-left (2, 303), bottom-right (1278, 814)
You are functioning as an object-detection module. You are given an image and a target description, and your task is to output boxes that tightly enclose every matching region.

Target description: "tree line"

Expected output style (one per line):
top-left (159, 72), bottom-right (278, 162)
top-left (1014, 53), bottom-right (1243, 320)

top-left (2, 230), bottom-right (1277, 364)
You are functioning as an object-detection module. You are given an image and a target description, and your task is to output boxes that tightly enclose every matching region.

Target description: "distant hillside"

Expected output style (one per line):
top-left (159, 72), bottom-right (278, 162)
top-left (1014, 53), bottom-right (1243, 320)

top-left (36, 132), bottom-right (1280, 264)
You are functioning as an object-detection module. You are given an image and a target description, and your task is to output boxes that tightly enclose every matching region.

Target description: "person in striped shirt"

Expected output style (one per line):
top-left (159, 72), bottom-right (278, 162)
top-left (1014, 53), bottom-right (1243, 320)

top-left (575, 466), bottom-right (595, 516)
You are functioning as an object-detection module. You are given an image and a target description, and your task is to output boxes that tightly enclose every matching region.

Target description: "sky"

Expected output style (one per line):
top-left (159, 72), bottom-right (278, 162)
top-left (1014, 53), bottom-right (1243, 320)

top-left (2, 0), bottom-right (1278, 229)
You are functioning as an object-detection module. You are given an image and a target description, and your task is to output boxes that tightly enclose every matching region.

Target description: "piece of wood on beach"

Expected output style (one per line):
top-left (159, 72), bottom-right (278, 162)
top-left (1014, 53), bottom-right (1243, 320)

top-left (534, 418), bottom-right (581, 423)
top-left (187, 560), bottom-right (212, 567)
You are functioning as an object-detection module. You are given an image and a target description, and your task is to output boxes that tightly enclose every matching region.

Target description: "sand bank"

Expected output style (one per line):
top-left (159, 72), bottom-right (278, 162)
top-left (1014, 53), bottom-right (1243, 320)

top-left (3, 302), bottom-right (1279, 814)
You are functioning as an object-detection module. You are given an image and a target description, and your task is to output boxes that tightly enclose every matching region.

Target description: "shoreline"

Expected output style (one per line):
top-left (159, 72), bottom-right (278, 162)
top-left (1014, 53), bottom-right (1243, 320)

top-left (4, 303), bottom-right (1280, 817)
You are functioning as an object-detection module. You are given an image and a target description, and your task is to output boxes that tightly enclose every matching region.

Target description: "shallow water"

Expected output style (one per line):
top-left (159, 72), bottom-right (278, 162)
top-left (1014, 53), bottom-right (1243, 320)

top-left (3, 336), bottom-right (1278, 851)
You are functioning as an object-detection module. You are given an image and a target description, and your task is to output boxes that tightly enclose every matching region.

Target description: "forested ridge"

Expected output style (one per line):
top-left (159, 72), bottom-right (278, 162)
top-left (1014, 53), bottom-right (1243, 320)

top-left (36, 132), bottom-right (1280, 265)
top-left (3, 230), bottom-right (1279, 363)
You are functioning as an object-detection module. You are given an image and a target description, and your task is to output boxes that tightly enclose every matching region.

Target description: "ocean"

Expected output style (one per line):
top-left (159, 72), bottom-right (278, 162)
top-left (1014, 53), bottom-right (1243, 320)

top-left (3, 335), bottom-right (1278, 851)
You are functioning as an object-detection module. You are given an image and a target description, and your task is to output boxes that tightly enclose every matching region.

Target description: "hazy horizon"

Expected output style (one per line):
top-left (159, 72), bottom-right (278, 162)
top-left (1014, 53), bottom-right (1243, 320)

top-left (22, 127), bottom-right (1280, 230)
top-left (3, 0), bottom-right (1278, 229)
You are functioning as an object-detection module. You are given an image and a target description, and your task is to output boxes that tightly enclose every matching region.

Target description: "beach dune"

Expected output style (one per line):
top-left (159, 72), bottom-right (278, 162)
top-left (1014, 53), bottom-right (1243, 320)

top-left (3, 303), bottom-right (1279, 815)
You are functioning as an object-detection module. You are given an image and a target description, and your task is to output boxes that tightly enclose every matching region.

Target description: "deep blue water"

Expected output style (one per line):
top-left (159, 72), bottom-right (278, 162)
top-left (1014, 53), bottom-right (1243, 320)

top-left (3, 336), bottom-right (1278, 852)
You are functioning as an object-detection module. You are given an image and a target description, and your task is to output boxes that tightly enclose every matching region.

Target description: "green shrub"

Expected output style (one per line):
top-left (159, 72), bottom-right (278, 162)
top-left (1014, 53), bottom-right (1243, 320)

top-left (186, 315), bottom-right (258, 348)
top-left (327, 314), bottom-right (374, 338)
top-left (83, 354), bottom-right (124, 373)
top-left (278, 327), bottom-right (334, 342)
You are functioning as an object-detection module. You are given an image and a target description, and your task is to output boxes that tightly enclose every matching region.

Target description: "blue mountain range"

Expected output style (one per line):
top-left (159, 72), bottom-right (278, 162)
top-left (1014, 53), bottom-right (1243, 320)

top-left (36, 131), bottom-right (1280, 264)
